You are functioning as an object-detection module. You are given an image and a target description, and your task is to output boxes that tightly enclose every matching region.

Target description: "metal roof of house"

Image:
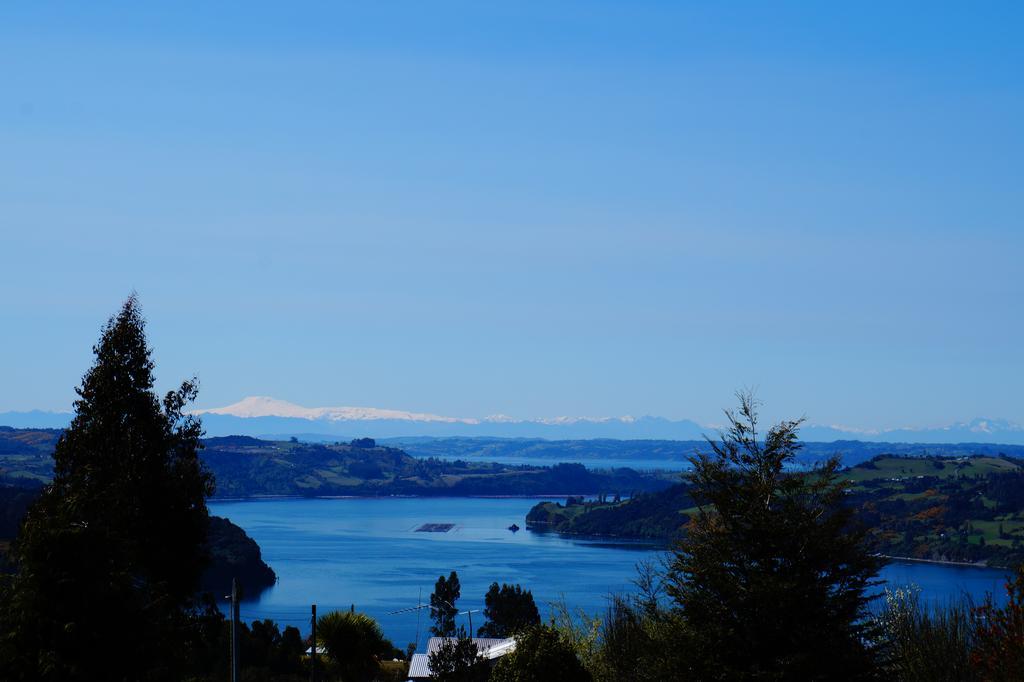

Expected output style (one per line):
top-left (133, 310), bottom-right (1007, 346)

top-left (407, 637), bottom-right (517, 680)
top-left (407, 653), bottom-right (431, 679)
top-left (425, 637), bottom-right (516, 660)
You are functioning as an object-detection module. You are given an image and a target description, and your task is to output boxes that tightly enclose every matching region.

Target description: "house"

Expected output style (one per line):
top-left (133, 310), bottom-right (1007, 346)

top-left (407, 637), bottom-right (517, 681)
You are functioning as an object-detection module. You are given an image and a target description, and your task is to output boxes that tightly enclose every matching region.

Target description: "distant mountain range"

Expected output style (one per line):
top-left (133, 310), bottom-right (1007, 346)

top-left (3, 395), bottom-right (1024, 445)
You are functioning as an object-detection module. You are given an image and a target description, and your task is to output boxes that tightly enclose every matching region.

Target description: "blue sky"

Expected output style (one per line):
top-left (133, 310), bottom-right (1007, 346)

top-left (1, 2), bottom-right (1021, 428)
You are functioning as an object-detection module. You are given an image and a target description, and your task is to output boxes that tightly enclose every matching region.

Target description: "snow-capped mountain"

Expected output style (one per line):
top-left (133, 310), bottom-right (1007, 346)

top-left (196, 396), bottom-right (474, 424)
top-left (188, 396), bottom-right (676, 439)
top-left (2, 397), bottom-right (1023, 444)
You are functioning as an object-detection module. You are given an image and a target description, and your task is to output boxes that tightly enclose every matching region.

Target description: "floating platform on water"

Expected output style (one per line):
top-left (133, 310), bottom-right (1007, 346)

top-left (415, 523), bottom-right (456, 533)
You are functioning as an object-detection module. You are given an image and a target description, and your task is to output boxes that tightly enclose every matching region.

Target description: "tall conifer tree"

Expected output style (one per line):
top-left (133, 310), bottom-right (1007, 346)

top-left (1, 296), bottom-right (213, 681)
top-left (431, 571), bottom-right (462, 637)
top-left (667, 392), bottom-right (883, 680)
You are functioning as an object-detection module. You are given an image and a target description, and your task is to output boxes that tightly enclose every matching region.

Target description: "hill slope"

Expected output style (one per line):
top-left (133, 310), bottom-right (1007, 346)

top-left (0, 428), bottom-right (676, 498)
top-left (526, 455), bottom-right (1024, 569)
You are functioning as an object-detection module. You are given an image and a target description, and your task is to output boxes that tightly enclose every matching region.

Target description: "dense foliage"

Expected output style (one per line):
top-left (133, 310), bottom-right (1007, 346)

top-left (667, 393), bottom-right (884, 680)
top-left (477, 583), bottom-right (540, 638)
top-left (875, 587), bottom-right (977, 681)
top-left (871, 569), bottom-right (1024, 682)
top-left (489, 625), bottom-right (590, 682)
top-left (0, 297), bottom-right (214, 681)
top-left (316, 610), bottom-right (398, 682)
top-left (972, 566), bottom-right (1024, 680)
top-left (526, 484), bottom-right (692, 540)
top-left (0, 482), bottom-right (273, 595)
top-left (431, 571), bottom-right (462, 637)
top-left (427, 629), bottom-right (490, 682)
top-left (529, 453), bottom-right (1024, 569)
top-left (185, 598), bottom-right (307, 681)
top-left (201, 515), bottom-right (277, 596)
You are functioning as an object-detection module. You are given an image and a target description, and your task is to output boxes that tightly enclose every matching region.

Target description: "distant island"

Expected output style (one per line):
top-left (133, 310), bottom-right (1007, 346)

top-left (527, 454), bottom-right (1024, 569)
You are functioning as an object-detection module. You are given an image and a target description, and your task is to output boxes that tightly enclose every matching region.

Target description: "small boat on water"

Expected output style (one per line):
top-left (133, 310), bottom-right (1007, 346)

top-left (508, 523), bottom-right (520, 532)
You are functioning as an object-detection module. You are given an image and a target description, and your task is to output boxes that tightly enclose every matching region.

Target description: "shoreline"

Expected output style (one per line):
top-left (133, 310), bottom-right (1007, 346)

top-left (880, 554), bottom-right (1002, 570)
top-left (209, 492), bottom-right (610, 503)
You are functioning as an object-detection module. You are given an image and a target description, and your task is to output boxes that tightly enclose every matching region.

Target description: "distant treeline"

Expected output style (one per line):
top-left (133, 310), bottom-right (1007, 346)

top-left (387, 436), bottom-right (1024, 468)
top-left (0, 429), bottom-right (677, 498)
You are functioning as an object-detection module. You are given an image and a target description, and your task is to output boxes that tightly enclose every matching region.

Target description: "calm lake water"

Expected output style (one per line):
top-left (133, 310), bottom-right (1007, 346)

top-left (209, 497), bottom-right (1010, 648)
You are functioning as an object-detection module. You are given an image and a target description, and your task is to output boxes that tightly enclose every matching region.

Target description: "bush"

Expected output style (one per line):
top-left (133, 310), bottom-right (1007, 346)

top-left (874, 587), bottom-right (977, 681)
top-left (972, 566), bottom-right (1024, 680)
top-left (316, 610), bottom-right (395, 682)
top-left (490, 626), bottom-right (590, 682)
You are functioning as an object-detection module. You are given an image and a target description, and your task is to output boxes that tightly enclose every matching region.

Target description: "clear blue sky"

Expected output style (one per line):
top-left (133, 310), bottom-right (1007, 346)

top-left (1, 2), bottom-right (1021, 428)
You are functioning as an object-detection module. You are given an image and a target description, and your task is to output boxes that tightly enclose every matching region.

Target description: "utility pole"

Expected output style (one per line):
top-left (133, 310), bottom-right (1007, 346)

top-left (457, 608), bottom-right (480, 636)
top-left (388, 587), bottom-right (429, 652)
top-left (311, 603), bottom-right (318, 682)
top-left (230, 578), bottom-right (239, 682)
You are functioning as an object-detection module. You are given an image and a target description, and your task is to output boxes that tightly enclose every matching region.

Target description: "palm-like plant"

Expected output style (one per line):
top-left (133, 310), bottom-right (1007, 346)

top-left (316, 610), bottom-right (393, 682)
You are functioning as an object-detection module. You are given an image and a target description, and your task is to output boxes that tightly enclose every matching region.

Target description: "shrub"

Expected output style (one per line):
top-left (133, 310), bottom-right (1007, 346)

top-left (490, 626), bottom-right (590, 682)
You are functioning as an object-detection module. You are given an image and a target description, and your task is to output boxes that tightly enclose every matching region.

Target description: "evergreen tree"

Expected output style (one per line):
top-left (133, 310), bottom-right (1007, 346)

top-left (431, 570), bottom-right (462, 636)
top-left (0, 296), bottom-right (213, 681)
top-left (427, 626), bottom-right (489, 682)
top-left (666, 392), bottom-right (884, 680)
top-left (478, 582), bottom-right (540, 637)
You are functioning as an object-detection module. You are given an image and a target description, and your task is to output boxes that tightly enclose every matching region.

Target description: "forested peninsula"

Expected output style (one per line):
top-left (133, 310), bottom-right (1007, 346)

top-left (527, 454), bottom-right (1024, 569)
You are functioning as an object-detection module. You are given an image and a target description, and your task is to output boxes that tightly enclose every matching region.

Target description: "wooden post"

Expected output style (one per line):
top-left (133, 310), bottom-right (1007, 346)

top-left (311, 603), bottom-right (318, 682)
top-left (231, 578), bottom-right (239, 682)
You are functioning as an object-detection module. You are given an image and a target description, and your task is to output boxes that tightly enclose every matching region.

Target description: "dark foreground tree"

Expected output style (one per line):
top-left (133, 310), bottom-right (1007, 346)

top-left (666, 392), bottom-right (884, 680)
top-left (0, 296), bottom-right (213, 681)
top-left (431, 570), bottom-right (462, 636)
top-left (490, 625), bottom-right (591, 682)
top-left (478, 582), bottom-right (540, 637)
top-left (181, 598), bottom-right (307, 680)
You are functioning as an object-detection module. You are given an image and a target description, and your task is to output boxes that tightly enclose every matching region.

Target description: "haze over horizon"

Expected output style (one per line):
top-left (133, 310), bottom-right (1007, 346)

top-left (5, 394), bottom-right (1024, 446)
top-left (2, 3), bottom-right (1021, 429)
